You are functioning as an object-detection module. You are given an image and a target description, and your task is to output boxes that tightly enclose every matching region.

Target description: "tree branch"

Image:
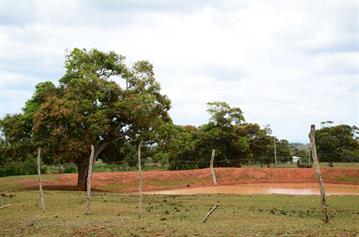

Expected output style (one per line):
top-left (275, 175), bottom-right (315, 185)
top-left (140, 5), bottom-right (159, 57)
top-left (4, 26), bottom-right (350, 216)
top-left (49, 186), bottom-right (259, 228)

top-left (202, 202), bottom-right (219, 223)
top-left (0, 204), bottom-right (10, 209)
top-left (94, 142), bottom-right (109, 160)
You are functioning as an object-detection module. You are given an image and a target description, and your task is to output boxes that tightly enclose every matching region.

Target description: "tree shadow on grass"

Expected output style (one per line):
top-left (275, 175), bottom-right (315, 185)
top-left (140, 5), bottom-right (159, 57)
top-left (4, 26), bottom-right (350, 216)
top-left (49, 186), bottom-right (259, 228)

top-left (21, 185), bottom-right (110, 192)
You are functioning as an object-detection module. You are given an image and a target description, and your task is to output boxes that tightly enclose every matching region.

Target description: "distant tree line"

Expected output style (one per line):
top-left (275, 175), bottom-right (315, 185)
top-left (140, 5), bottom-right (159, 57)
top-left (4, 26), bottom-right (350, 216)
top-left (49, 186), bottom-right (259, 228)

top-left (0, 48), bottom-right (358, 186)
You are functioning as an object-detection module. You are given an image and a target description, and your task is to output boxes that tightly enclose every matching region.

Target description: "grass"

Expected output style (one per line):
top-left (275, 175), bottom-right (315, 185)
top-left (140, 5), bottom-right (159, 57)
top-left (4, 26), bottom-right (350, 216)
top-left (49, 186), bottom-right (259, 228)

top-left (1, 191), bottom-right (359, 237)
top-left (336, 176), bottom-right (359, 183)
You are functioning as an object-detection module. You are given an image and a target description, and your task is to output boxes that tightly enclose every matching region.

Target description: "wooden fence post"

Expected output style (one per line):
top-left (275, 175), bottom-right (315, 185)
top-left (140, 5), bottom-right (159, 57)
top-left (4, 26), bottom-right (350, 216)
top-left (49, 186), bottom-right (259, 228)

top-left (310, 125), bottom-right (329, 223)
top-left (274, 138), bottom-right (277, 168)
top-left (37, 148), bottom-right (46, 211)
top-left (210, 149), bottom-right (217, 186)
top-left (138, 140), bottom-right (143, 218)
top-left (85, 145), bottom-right (95, 215)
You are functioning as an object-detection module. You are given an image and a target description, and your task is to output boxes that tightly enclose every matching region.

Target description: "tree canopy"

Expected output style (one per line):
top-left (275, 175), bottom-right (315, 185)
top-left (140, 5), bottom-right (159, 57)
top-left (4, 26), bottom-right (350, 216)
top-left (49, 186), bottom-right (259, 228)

top-left (315, 124), bottom-right (359, 162)
top-left (0, 48), bottom-right (171, 189)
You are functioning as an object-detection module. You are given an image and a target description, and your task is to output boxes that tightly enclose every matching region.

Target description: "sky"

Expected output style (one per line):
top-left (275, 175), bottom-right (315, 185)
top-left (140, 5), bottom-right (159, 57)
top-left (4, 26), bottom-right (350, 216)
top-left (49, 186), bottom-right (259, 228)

top-left (0, 0), bottom-right (358, 143)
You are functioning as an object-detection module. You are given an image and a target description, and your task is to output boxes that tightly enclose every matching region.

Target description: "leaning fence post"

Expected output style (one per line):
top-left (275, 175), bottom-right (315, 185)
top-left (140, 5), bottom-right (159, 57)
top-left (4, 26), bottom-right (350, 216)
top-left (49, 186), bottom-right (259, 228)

top-left (210, 149), bottom-right (217, 186)
top-left (310, 125), bottom-right (329, 223)
top-left (37, 148), bottom-right (46, 211)
top-left (85, 145), bottom-right (95, 215)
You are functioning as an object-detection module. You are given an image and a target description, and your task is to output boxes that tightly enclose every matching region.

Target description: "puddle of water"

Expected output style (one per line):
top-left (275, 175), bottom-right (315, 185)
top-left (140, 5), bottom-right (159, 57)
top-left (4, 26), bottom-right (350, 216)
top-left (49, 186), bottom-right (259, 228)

top-left (267, 188), bottom-right (320, 195)
top-left (145, 183), bottom-right (359, 196)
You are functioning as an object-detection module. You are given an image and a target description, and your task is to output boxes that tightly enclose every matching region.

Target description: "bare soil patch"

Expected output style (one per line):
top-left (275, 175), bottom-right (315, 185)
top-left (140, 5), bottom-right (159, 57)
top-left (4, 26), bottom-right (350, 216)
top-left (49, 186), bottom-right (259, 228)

top-left (17, 167), bottom-right (359, 192)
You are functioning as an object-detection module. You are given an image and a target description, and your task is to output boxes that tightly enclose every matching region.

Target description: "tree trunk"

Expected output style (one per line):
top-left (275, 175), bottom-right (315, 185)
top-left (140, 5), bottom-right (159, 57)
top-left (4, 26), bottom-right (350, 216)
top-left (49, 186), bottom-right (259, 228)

top-left (76, 159), bottom-right (89, 191)
top-left (76, 142), bottom-right (109, 191)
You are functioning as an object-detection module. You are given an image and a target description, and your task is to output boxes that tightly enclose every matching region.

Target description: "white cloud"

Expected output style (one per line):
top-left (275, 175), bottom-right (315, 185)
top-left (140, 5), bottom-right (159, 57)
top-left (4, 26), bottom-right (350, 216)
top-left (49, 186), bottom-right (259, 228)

top-left (0, 0), bottom-right (358, 142)
top-left (313, 52), bottom-right (359, 74)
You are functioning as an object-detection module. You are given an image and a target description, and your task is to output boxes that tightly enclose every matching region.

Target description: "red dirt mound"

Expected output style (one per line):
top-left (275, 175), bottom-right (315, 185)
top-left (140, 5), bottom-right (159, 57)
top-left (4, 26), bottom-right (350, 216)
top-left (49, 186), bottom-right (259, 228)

top-left (20, 167), bottom-right (359, 192)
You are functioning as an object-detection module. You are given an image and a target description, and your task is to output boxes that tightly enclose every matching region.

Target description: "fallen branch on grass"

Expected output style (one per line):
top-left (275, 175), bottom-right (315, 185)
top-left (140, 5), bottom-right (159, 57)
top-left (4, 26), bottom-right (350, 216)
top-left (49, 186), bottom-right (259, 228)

top-left (0, 204), bottom-right (10, 209)
top-left (202, 202), bottom-right (219, 223)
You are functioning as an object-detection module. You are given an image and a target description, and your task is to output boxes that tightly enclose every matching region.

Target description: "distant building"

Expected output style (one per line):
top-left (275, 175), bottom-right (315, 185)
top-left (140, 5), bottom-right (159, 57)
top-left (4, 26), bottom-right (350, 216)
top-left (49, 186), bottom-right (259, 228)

top-left (292, 156), bottom-right (301, 163)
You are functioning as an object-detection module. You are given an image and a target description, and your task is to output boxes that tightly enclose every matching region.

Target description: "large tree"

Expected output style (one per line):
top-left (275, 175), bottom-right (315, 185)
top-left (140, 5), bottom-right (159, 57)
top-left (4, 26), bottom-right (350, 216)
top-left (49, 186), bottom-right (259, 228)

top-left (1, 48), bottom-right (171, 190)
top-left (202, 101), bottom-right (249, 166)
top-left (164, 101), bottom-right (251, 168)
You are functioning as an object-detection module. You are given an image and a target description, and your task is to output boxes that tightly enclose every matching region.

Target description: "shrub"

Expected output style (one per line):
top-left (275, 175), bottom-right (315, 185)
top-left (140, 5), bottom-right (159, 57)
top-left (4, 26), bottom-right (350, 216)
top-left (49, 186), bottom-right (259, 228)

top-left (63, 163), bottom-right (77, 173)
top-left (0, 155), bottom-right (40, 177)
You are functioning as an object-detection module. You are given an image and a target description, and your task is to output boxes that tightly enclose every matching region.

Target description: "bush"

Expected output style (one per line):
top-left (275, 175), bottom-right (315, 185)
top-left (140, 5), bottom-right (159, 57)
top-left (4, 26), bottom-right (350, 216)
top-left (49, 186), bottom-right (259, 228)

top-left (152, 152), bottom-right (169, 167)
top-left (0, 156), bottom-right (43, 177)
top-left (63, 163), bottom-right (77, 173)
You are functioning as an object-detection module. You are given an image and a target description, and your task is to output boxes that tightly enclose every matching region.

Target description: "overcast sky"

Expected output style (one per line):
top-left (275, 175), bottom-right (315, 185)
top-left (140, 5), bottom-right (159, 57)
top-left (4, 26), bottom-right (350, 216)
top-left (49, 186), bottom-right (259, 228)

top-left (0, 0), bottom-right (358, 143)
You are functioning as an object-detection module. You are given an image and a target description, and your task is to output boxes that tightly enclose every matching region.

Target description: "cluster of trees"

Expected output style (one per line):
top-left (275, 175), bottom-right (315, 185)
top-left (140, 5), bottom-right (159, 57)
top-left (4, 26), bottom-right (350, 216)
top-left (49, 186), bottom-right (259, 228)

top-left (315, 125), bottom-right (359, 162)
top-left (290, 124), bottom-right (359, 165)
top-left (154, 102), bottom-right (291, 169)
top-left (1, 48), bottom-right (358, 188)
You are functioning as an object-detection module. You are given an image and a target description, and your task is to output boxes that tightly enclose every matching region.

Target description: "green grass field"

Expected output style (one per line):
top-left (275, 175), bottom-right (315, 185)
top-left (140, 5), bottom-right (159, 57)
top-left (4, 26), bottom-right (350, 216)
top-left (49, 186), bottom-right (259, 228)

top-left (1, 191), bottom-right (359, 237)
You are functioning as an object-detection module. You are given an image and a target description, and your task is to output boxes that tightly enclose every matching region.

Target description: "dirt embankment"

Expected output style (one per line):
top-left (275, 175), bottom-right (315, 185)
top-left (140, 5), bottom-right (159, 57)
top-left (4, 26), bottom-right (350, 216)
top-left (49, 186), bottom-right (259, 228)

top-left (19, 167), bottom-right (359, 192)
